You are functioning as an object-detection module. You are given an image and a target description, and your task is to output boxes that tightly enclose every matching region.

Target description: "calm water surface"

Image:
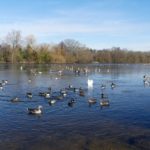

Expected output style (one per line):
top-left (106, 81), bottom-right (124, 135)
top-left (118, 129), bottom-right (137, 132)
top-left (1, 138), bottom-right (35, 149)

top-left (0, 64), bottom-right (150, 150)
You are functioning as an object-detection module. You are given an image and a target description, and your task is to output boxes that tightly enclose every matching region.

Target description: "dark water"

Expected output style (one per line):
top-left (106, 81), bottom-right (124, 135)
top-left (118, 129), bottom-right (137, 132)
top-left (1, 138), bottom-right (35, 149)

top-left (0, 64), bottom-right (150, 150)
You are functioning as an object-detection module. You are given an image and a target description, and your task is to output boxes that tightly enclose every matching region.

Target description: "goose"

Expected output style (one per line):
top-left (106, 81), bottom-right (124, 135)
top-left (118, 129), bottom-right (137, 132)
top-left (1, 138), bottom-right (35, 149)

top-left (4, 80), bottom-right (8, 84)
top-left (48, 87), bottom-right (52, 91)
top-left (68, 99), bottom-right (75, 107)
top-left (73, 88), bottom-right (79, 92)
top-left (11, 97), bottom-right (20, 103)
top-left (88, 98), bottom-right (96, 104)
top-left (62, 92), bottom-right (67, 97)
top-left (111, 83), bottom-right (116, 89)
top-left (68, 84), bottom-right (73, 89)
top-left (27, 105), bottom-right (42, 115)
top-left (56, 95), bottom-right (63, 100)
top-left (2, 80), bottom-right (8, 85)
top-left (44, 92), bottom-right (51, 98)
top-left (49, 99), bottom-right (57, 105)
top-left (60, 89), bottom-right (67, 96)
top-left (100, 99), bottom-right (110, 107)
top-left (79, 90), bottom-right (85, 96)
top-left (0, 85), bottom-right (3, 90)
top-left (27, 92), bottom-right (32, 98)
top-left (101, 84), bottom-right (106, 90)
top-left (39, 92), bottom-right (45, 96)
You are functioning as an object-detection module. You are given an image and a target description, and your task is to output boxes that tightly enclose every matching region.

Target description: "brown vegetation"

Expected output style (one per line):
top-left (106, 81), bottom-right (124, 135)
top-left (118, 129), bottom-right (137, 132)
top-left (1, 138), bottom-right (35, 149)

top-left (0, 30), bottom-right (150, 64)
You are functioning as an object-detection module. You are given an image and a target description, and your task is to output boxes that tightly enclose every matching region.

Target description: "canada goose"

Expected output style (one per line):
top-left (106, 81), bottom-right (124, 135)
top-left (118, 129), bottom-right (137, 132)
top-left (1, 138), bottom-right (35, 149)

top-left (60, 89), bottom-right (67, 96)
top-left (11, 97), bottom-right (20, 103)
top-left (100, 99), bottom-right (110, 107)
top-left (111, 83), bottom-right (116, 89)
top-left (49, 99), bottom-right (57, 105)
top-left (79, 90), bottom-right (85, 96)
top-left (68, 99), bottom-right (75, 107)
top-left (0, 85), bottom-right (3, 90)
top-left (88, 98), bottom-right (96, 104)
top-left (44, 92), bottom-right (51, 98)
top-left (39, 92), bottom-right (45, 96)
top-left (27, 92), bottom-right (32, 98)
top-left (27, 105), bottom-right (42, 115)
top-left (2, 80), bottom-right (8, 85)
top-left (101, 84), bottom-right (106, 90)
top-left (48, 87), bottom-right (52, 91)
top-left (73, 88), bottom-right (79, 92)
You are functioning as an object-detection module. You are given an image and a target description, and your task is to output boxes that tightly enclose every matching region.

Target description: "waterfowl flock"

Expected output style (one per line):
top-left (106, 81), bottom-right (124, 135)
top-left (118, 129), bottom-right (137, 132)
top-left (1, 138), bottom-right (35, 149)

top-left (0, 65), bottom-right (121, 116)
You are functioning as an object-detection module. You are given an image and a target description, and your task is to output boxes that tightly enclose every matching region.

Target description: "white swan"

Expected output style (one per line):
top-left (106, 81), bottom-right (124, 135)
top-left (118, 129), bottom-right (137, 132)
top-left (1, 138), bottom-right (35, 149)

top-left (87, 79), bottom-right (93, 88)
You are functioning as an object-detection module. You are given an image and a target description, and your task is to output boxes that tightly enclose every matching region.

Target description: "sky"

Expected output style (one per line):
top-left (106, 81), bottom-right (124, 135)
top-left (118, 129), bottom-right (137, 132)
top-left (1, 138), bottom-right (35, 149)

top-left (0, 0), bottom-right (150, 50)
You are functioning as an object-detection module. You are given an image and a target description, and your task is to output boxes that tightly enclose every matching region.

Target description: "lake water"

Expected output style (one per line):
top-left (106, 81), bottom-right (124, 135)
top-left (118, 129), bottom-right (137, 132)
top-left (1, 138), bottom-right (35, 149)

top-left (0, 64), bottom-right (150, 150)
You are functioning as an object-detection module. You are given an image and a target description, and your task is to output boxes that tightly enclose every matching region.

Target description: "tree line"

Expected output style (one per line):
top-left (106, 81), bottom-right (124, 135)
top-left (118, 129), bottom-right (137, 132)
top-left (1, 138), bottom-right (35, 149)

top-left (0, 30), bottom-right (150, 64)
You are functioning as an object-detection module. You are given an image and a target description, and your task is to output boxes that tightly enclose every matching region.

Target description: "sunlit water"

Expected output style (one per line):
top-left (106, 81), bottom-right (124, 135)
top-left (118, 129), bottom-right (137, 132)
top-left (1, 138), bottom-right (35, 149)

top-left (0, 64), bottom-right (150, 150)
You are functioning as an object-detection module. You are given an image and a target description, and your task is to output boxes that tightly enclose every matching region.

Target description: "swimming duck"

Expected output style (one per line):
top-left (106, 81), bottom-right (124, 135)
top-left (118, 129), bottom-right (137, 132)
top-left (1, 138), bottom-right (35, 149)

top-left (88, 98), bottom-right (96, 104)
top-left (27, 92), bottom-right (32, 98)
top-left (27, 105), bottom-right (43, 115)
top-left (11, 97), bottom-right (20, 103)
top-left (68, 99), bottom-right (76, 107)
top-left (100, 99), bottom-right (110, 106)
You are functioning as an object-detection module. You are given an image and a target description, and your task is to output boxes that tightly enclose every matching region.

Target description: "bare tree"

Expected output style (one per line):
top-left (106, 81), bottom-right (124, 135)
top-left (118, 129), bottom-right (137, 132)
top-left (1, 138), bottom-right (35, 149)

top-left (6, 30), bottom-right (22, 63)
top-left (26, 34), bottom-right (36, 48)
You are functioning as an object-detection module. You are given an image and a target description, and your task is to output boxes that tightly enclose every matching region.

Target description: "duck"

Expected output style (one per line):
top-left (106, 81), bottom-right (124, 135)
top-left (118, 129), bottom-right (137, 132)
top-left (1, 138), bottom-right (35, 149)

top-left (100, 99), bottom-right (110, 107)
top-left (26, 92), bottom-right (32, 98)
top-left (27, 105), bottom-right (43, 115)
top-left (68, 99), bottom-right (76, 107)
top-left (11, 97), bottom-right (20, 103)
top-left (88, 98), bottom-right (96, 104)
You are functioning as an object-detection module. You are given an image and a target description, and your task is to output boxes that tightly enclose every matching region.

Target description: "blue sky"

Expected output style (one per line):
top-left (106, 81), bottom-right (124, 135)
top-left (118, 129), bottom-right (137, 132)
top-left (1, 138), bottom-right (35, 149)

top-left (0, 0), bottom-right (150, 50)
